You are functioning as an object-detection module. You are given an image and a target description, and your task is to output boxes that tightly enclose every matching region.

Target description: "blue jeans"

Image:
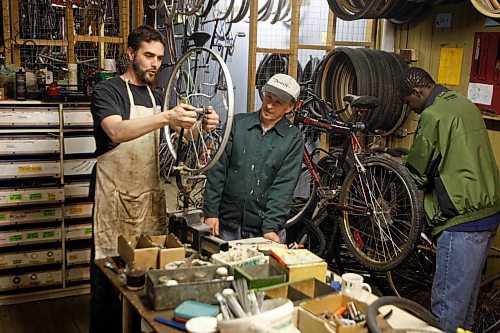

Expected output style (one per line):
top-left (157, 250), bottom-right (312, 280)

top-left (219, 224), bottom-right (286, 243)
top-left (431, 229), bottom-right (496, 333)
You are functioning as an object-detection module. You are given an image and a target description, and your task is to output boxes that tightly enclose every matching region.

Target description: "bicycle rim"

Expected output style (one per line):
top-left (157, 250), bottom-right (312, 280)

top-left (474, 273), bottom-right (500, 333)
top-left (163, 47), bottom-right (234, 173)
top-left (339, 156), bottom-right (422, 271)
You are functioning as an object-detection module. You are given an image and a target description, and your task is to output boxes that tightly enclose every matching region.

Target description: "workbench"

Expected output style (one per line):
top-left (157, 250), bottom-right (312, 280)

top-left (95, 258), bottom-right (181, 333)
top-left (95, 257), bottom-right (443, 333)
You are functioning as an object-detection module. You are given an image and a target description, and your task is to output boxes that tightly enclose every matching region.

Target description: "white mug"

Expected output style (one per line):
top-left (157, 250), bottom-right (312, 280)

top-left (341, 273), bottom-right (372, 301)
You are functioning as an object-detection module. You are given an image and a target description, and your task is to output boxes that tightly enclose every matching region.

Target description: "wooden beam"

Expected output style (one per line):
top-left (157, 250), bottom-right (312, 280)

top-left (122, 0), bottom-right (131, 51)
top-left (74, 36), bottom-right (124, 44)
top-left (247, 0), bottom-right (258, 113)
top-left (66, 3), bottom-right (75, 64)
top-left (2, 0), bottom-right (11, 65)
top-left (10, 0), bottom-right (20, 67)
top-left (16, 39), bottom-right (69, 46)
top-left (255, 48), bottom-right (293, 54)
top-left (131, 0), bottom-right (144, 30)
top-left (327, 8), bottom-right (336, 49)
top-left (288, 0), bottom-right (300, 79)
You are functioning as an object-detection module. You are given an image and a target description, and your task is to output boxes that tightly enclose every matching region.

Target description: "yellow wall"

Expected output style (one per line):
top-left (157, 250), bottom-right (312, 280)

top-left (390, 1), bottom-right (500, 167)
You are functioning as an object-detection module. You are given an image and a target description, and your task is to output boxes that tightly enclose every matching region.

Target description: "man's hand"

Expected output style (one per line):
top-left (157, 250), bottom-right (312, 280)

top-left (163, 103), bottom-right (198, 129)
top-left (263, 231), bottom-right (280, 243)
top-left (202, 106), bottom-right (219, 132)
top-left (203, 217), bottom-right (219, 236)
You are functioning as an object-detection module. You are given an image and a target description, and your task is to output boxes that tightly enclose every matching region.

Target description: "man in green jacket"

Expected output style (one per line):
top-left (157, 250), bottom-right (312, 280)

top-left (398, 67), bottom-right (499, 333)
top-left (203, 74), bottom-right (304, 243)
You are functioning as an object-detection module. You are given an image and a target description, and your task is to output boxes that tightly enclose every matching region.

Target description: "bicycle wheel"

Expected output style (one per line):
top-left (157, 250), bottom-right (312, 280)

top-left (386, 232), bottom-right (436, 309)
top-left (296, 221), bottom-right (327, 258)
top-left (163, 47), bottom-right (234, 174)
top-left (474, 273), bottom-right (500, 333)
top-left (286, 153), bottom-right (338, 228)
top-left (339, 156), bottom-right (422, 271)
top-left (366, 296), bottom-right (441, 333)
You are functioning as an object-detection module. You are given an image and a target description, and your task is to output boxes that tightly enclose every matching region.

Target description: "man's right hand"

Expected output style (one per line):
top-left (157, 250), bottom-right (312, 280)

top-left (164, 103), bottom-right (198, 129)
top-left (203, 217), bottom-right (219, 236)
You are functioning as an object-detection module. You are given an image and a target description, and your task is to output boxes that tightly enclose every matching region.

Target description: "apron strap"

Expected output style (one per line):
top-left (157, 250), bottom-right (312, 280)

top-left (122, 76), bottom-right (157, 113)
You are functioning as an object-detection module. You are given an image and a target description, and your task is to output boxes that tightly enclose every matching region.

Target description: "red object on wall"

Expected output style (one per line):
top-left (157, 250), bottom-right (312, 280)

top-left (469, 32), bottom-right (500, 115)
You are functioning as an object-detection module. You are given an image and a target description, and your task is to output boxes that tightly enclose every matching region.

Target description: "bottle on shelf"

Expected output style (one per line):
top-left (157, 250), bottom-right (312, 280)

top-left (15, 68), bottom-right (27, 101)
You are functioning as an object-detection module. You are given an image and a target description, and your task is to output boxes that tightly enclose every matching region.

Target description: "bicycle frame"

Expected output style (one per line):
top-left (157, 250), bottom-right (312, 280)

top-left (293, 109), bottom-right (370, 215)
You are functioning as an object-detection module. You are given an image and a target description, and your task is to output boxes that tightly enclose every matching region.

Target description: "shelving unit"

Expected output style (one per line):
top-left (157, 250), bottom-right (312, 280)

top-left (0, 101), bottom-right (94, 304)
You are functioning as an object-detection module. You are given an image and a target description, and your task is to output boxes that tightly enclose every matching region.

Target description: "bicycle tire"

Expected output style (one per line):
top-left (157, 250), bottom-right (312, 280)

top-left (286, 154), bottom-right (338, 228)
top-left (296, 221), bottom-right (327, 258)
top-left (473, 272), bottom-right (500, 333)
top-left (366, 296), bottom-right (441, 333)
top-left (163, 47), bottom-right (234, 173)
top-left (339, 156), bottom-right (422, 271)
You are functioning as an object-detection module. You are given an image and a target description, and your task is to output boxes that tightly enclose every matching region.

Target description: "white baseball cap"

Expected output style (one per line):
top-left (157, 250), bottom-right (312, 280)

top-left (262, 73), bottom-right (300, 103)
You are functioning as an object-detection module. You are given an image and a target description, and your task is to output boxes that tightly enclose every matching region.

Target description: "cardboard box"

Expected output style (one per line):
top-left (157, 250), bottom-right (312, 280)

top-left (298, 293), bottom-right (369, 333)
top-left (269, 254), bottom-right (328, 283)
top-left (259, 278), bottom-right (337, 305)
top-left (118, 234), bottom-right (185, 270)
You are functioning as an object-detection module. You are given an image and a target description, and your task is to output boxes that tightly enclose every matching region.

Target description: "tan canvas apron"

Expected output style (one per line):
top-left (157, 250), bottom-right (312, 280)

top-left (93, 78), bottom-right (167, 259)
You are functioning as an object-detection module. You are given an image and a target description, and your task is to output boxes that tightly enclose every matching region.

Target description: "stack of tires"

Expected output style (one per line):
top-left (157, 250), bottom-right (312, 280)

top-left (315, 48), bottom-right (409, 136)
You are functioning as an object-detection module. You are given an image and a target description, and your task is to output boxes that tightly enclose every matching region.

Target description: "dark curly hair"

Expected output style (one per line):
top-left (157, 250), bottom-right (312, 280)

top-left (397, 67), bottom-right (436, 97)
top-left (128, 25), bottom-right (166, 52)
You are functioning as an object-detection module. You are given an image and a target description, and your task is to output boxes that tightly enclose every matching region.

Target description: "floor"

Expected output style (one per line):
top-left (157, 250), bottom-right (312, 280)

top-left (0, 294), bottom-right (90, 333)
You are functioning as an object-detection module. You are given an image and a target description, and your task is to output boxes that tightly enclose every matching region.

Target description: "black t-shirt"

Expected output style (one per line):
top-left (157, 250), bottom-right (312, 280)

top-left (90, 76), bottom-right (163, 156)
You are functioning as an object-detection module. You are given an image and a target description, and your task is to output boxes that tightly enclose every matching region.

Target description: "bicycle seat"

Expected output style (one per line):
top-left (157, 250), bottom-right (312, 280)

top-left (343, 94), bottom-right (379, 109)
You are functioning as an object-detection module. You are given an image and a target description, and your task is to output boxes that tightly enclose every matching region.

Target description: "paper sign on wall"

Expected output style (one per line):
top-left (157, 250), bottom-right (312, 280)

top-left (437, 48), bottom-right (463, 86)
top-left (467, 83), bottom-right (493, 105)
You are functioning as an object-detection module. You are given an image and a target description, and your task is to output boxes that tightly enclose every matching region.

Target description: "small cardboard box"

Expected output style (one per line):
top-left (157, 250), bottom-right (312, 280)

top-left (259, 278), bottom-right (337, 305)
top-left (269, 249), bottom-right (328, 283)
top-left (298, 293), bottom-right (369, 333)
top-left (118, 234), bottom-right (185, 270)
top-left (157, 234), bottom-right (185, 268)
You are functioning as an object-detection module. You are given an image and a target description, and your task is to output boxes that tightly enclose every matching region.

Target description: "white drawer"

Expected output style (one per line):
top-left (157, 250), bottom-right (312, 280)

top-left (63, 158), bottom-right (96, 176)
top-left (0, 207), bottom-right (63, 226)
top-left (66, 248), bottom-right (91, 265)
top-left (64, 136), bottom-right (95, 155)
top-left (64, 181), bottom-right (90, 199)
top-left (0, 227), bottom-right (62, 247)
top-left (0, 249), bottom-right (62, 269)
top-left (0, 187), bottom-right (64, 206)
top-left (64, 202), bottom-right (93, 219)
top-left (0, 270), bottom-right (62, 291)
top-left (0, 160), bottom-right (61, 179)
top-left (65, 224), bottom-right (92, 240)
top-left (63, 108), bottom-right (93, 127)
top-left (66, 267), bottom-right (90, 282)
top-left (0, 137), bottom-right (60, 155)
top-left (0, 108), bottom-right (59, 126)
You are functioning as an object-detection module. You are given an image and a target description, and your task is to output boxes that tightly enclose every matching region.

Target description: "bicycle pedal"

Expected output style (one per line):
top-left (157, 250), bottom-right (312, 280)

top-left (317, 187), bottom-right (336, 199)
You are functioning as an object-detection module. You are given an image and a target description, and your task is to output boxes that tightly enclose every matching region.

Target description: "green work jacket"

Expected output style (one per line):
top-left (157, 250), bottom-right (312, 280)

top-left (405, 88), bottom-right (500, 236)
top-left (203, 111), bottom-right (304, 235)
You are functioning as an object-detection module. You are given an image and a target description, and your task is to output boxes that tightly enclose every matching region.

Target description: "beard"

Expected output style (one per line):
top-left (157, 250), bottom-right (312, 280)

top-left (132, 56), bottom-right (154, 84)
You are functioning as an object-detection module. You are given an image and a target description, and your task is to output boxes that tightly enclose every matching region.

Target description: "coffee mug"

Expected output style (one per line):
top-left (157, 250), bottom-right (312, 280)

top-left (341, 273), bottom-right (372, 301)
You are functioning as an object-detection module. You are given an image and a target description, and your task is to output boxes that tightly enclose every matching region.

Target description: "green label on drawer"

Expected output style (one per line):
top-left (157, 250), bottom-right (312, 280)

top-left (9, 234), bottom-right (22, 241)
top-left (43, 210), bottom-right (56, 217)
top-left (85, 227), bottom-right (92, 234)
top-left (26, 232), bottom-right (39, 239)
top-left (0, 214), bottom-right (5, 220)
top-left (42, 231), bottom-right (55, 238)
top-left (9, 194), bottom-right (22, 200)
top-left (30, 193), bottom-right (43, 200)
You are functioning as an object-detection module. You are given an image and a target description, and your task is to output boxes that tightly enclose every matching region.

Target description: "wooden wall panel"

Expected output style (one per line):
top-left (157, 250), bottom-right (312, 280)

top-left (392, 2), bottom-right (499, 159)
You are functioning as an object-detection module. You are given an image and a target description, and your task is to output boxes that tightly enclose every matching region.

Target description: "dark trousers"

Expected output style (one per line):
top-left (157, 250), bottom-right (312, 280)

top-left (89, 249), bottom-right (122, 333)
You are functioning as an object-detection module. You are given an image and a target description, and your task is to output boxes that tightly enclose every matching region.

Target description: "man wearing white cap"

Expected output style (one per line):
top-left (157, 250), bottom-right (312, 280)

top-left (203, 74), bottom-right (304, 242)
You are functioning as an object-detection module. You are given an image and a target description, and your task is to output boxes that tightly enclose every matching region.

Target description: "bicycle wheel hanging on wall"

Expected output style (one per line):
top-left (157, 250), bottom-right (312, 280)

top-left (255, 53), bottom-right (303, 101)
top-left (338, 156), bottom-right (422, 271)
top-left (163, 47), bottom-right (235, 174)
